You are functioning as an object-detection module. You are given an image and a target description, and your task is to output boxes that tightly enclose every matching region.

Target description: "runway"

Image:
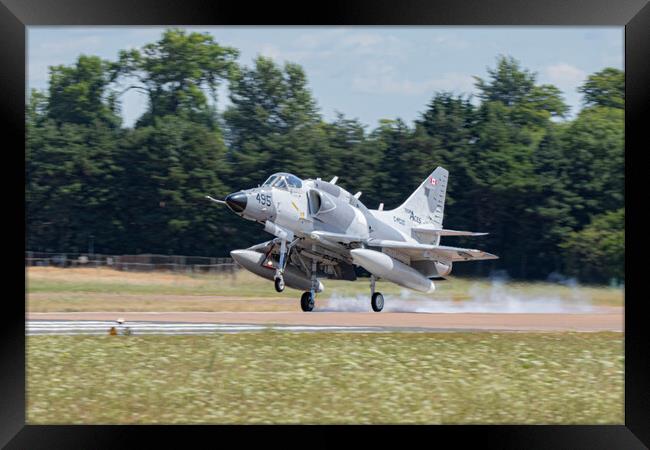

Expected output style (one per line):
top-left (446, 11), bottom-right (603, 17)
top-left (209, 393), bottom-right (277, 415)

top-left (27, 320), bottom-right (387, 335)
top-left (27, 307), bottom-right (623, 334)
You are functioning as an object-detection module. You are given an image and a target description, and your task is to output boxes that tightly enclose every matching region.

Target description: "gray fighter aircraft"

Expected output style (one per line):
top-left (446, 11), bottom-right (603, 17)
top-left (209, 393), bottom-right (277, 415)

top-left (207, 167), bottom-right (497, 312)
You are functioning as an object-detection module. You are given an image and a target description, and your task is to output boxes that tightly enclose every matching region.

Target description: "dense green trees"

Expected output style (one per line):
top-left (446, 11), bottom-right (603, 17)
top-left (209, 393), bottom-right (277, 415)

top-left (561, 209), bottom-right (624, 282)
top-left (116, 116), bottom-right (233, 255)
top-left (117, 28), bottom-right (239, 127)
top-left (27, 53), bottom-right (125, 254)
top-left (47, 55), bottom-right (121, 127)
top-left (224, 56), bottom-right (325, 185)
top-left (578, 67), bottom-right (625, 109)
top-left (26, 31), bottom-right (625, 284)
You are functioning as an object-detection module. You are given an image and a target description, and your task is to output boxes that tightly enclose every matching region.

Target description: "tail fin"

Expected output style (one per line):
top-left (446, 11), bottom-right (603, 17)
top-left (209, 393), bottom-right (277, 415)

top-left (393, 167), bottom-right (449, 229)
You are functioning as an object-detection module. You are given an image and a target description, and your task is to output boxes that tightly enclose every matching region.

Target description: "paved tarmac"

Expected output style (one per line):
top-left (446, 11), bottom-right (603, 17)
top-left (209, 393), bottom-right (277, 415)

top-left (27, 307), bottom-right (623, 334)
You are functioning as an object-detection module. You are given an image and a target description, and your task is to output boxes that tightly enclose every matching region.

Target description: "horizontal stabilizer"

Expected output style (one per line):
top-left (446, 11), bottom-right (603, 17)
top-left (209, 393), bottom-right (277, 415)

top-left (366, 239), bottom-right (498, 262)
top-left (427, 245), bottom-right (498, 261)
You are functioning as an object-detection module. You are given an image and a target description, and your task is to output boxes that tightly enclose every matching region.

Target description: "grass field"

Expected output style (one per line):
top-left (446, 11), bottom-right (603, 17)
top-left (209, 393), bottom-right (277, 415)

top-left (26, 267), bottom-right (623, 312)
top-left (27, 332), bottom-right (623, 424)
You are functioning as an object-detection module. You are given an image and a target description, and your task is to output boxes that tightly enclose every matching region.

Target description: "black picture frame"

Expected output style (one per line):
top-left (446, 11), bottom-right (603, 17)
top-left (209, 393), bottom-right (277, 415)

top-left (2, 0), bottom-right (648, 447)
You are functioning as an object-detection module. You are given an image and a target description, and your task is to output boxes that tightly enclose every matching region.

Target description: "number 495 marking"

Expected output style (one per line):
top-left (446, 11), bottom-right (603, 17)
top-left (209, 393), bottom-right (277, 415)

top-left (256, 192), bottom-right (272, 207)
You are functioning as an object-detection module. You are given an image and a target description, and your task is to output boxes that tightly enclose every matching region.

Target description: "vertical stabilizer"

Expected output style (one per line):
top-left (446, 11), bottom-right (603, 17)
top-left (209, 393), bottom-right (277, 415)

top-left (393, 167), bottom-right (448, 229)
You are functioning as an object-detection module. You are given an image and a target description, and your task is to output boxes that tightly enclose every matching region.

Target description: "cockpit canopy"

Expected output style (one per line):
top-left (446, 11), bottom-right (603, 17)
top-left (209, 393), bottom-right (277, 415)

top-left (261, 172), bottom-right (303, 190)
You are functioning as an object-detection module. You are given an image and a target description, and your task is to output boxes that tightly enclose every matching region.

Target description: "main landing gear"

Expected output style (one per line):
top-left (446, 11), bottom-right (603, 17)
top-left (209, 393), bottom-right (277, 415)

top-left (300, 291), bottom-right (315, 312)
top-left (370, 275), bottom-right (384, 312)
top-left (371, 292), bottom-right (385, 312)
top-left (300, 261), bottom-right (319, 312)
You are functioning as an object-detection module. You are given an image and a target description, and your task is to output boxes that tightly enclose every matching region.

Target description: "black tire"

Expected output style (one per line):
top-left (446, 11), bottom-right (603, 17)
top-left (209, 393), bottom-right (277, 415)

top-left (371, 292), bottom-right (384, 312)
top-left (300, 292), bottom-right (314, 312)
top-left (274, 277), bottom-right (285, 293)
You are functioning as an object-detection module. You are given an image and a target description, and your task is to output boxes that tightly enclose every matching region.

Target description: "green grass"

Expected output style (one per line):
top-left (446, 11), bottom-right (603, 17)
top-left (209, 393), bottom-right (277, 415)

top-left (27, 332), bottom-right (623, 424)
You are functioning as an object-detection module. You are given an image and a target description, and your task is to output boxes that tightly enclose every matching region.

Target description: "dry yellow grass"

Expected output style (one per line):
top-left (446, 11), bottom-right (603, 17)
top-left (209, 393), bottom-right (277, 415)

top-left (28, 292), bottom-right (295, 312)
top-left (27, 266), bottom-right (226, 286)
top-left (27, 266), bottom-right (277, 297)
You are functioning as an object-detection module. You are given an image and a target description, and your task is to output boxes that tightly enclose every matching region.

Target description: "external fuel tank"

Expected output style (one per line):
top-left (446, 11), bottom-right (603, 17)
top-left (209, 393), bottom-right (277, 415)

top-left (350, 248), bottom-right (435, 293)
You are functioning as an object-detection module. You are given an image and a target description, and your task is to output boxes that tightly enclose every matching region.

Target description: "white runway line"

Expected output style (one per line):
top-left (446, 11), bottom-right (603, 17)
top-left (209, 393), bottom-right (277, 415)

top-left (26, 320), bottom-right (387, 335)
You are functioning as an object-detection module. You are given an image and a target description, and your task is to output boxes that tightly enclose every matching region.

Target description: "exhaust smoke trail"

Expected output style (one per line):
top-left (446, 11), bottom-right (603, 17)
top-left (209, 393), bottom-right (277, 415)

top-left (316, 276), bottom-right (596, 313)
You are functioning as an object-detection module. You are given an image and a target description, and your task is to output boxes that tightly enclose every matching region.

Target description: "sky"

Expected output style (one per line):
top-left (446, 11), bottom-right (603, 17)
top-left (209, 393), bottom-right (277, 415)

top-left (27, 26), bottom-right (623, 129)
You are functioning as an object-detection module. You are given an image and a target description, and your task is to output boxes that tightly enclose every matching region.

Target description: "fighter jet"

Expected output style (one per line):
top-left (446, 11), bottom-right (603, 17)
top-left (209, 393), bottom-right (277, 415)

top-left (207, 167), bottom-right (497, 312)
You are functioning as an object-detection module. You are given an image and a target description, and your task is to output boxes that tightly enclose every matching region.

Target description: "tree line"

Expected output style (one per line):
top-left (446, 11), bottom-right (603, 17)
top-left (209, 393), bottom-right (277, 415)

top-left (26, 29), bottom-right (624, 284)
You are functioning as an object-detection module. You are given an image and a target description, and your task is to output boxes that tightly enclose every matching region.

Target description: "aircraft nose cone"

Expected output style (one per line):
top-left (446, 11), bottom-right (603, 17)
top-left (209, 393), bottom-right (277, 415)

top-left (225, 192), bottom-right (247, 213)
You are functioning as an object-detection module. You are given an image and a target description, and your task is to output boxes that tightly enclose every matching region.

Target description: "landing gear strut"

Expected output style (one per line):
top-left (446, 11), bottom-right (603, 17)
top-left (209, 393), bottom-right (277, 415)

top-left (300, 250), bottom-right (319, 312)
top-left (274, 238), bottom-right (288, 292)
top-left (273, 238), bottom-right (298, 293)
top-left (370, 275), bottom-right (384, 312)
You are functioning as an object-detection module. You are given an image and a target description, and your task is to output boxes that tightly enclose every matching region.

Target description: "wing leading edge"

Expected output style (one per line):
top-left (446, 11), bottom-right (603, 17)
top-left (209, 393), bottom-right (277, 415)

top-left (243, 235), bottom-right (497, 263)
top-left (411, 226), bottom-right (488, 237)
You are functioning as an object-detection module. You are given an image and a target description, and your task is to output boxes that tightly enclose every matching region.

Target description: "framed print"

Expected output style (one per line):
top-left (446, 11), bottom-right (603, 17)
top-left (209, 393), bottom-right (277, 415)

top-left (2, 0), bottom-right (648, 447)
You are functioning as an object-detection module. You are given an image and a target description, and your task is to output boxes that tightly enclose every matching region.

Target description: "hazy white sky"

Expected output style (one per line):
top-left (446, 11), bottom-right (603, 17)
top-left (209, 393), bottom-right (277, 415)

top-left (28, 26), bottom-right (623, 128)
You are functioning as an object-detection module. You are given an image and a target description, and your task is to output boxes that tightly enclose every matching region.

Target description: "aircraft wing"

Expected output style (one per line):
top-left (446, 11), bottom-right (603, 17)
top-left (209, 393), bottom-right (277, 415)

top-left (309, 230), bottom-right (362, 244)
top-left (365, 239), bottom-right (498, 262)
top-left (366, 239), bottom-right (435, 250)
top-left (411, 226), bottom-right (488, 237)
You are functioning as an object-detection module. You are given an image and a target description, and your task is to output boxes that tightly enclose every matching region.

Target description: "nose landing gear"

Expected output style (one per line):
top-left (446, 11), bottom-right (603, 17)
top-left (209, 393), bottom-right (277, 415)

top-left (274, 277), bottom-right (285, 292)
top-left (273, 237), bottom-right (300, 293)
top-left (273, 238), bottom-right (288, 292)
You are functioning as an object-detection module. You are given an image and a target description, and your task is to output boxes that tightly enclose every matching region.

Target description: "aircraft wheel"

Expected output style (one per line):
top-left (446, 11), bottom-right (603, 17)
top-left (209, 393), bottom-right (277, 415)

top-left (371, 292), bottom-right (384, 312)
top-left (300, 292), bottom-right (314, 312)
top-left (274, 277), bottom-right (285, 293)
